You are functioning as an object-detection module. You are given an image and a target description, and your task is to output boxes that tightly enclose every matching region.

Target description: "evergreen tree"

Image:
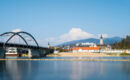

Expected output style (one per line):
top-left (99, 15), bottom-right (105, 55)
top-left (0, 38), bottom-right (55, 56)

top-left (112, 36), bottom-right (130, 49)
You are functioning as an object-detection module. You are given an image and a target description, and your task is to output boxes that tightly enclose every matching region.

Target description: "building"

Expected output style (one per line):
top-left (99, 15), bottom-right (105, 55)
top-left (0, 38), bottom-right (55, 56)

top-left (76, 42), bottom-right (97, 47)
top-left (72, 42), bottom-right (99, 53)
top-left (72, 47), bottom-right (99, 53)
top-left (6, 47), bottom-right (18, 56)
top-left (98, 35), bottom-right (112, 50)
top-left (100, 35), bottom-right (103, 45)
top-left (6, 47), bottom-right (29, 57)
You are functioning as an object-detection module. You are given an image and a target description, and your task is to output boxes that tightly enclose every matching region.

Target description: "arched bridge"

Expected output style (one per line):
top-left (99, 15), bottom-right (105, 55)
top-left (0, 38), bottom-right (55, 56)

top-left (0, 31), bottom-right (54, 58)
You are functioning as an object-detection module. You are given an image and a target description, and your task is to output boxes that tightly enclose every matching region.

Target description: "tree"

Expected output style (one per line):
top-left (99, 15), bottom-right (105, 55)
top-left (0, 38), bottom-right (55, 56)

top-left (112, 36), bottom-right (130, 49)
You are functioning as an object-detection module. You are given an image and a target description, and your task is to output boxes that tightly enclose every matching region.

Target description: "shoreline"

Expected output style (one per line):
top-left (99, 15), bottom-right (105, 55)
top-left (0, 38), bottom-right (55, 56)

top-left (47, 52), bottom-right (130, 57)
top-left (0, 58), bottom-right (130, 61)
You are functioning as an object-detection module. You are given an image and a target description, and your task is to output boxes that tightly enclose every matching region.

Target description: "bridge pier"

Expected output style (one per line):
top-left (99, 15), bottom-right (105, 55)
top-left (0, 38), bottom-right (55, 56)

top-left (0, 47), bottom-right (5, 58)
top-left (29, 49), bottom-right (41, 58)
top-left (28, 49), bottom-right (32, 58)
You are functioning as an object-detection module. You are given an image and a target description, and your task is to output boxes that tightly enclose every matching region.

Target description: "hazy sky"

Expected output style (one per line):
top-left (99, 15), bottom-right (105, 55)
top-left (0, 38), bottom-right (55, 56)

top-left (0, 0), bottom-right (130, 46)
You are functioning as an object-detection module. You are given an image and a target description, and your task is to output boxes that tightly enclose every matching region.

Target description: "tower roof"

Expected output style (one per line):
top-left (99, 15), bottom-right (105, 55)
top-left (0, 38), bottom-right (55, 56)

top-left (100, 35), bottom-right (103, 39)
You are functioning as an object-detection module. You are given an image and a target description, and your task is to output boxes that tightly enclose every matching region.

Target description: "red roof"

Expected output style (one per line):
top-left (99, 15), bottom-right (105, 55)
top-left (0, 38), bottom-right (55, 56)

top-left (72, 47), bottom-right (99, 50)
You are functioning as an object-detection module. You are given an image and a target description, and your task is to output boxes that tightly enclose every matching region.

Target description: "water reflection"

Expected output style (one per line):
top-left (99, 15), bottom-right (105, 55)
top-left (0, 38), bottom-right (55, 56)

top-left (0, 57), bottom-right (130, 80)
top-left (0, 60), bottom-right (39, 80)
top-left (0, 61), bottom-right (7, 80)
top-left (122, 62), bottom-right (130, 74)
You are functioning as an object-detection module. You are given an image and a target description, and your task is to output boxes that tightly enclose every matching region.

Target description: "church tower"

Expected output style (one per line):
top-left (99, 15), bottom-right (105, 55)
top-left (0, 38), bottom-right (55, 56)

top-left (100, 35), bottom-right (103, 45)
top-left (48, 42), bottom-right (50, 48)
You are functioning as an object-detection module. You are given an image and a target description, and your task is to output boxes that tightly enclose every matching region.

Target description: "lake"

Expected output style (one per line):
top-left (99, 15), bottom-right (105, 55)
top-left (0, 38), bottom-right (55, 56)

top-left (0, 57), bottom-right (130, 80)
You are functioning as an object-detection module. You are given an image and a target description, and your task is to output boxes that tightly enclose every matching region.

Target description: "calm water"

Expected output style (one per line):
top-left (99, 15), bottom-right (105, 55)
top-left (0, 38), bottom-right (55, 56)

top-left (0, 57), bottom-right (130, 80)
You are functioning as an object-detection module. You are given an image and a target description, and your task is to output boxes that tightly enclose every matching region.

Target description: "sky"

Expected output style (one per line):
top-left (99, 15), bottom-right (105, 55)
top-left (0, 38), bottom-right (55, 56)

top-left (0, 0), bottom-right (130, 46)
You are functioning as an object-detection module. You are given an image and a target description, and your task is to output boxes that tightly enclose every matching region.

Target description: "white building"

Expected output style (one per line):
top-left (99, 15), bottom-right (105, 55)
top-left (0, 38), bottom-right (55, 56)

top-left (76, 42), bottom-right (97, 47)
top-left (6, 47), bottom-right (18, 56)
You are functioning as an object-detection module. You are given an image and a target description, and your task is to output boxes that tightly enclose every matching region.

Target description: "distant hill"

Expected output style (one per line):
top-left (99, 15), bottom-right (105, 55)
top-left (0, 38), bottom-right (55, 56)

top-left (58, 37), bottom-right (122, 46)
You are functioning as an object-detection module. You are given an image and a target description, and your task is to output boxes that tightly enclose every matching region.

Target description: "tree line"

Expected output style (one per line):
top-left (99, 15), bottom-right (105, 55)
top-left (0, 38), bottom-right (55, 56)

top-left (112, 36), bottom-right (130, 49)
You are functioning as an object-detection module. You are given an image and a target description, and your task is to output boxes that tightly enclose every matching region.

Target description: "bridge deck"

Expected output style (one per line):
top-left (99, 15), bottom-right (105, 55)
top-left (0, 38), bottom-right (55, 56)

top-left (0, 42), bottom-right (49, 50)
